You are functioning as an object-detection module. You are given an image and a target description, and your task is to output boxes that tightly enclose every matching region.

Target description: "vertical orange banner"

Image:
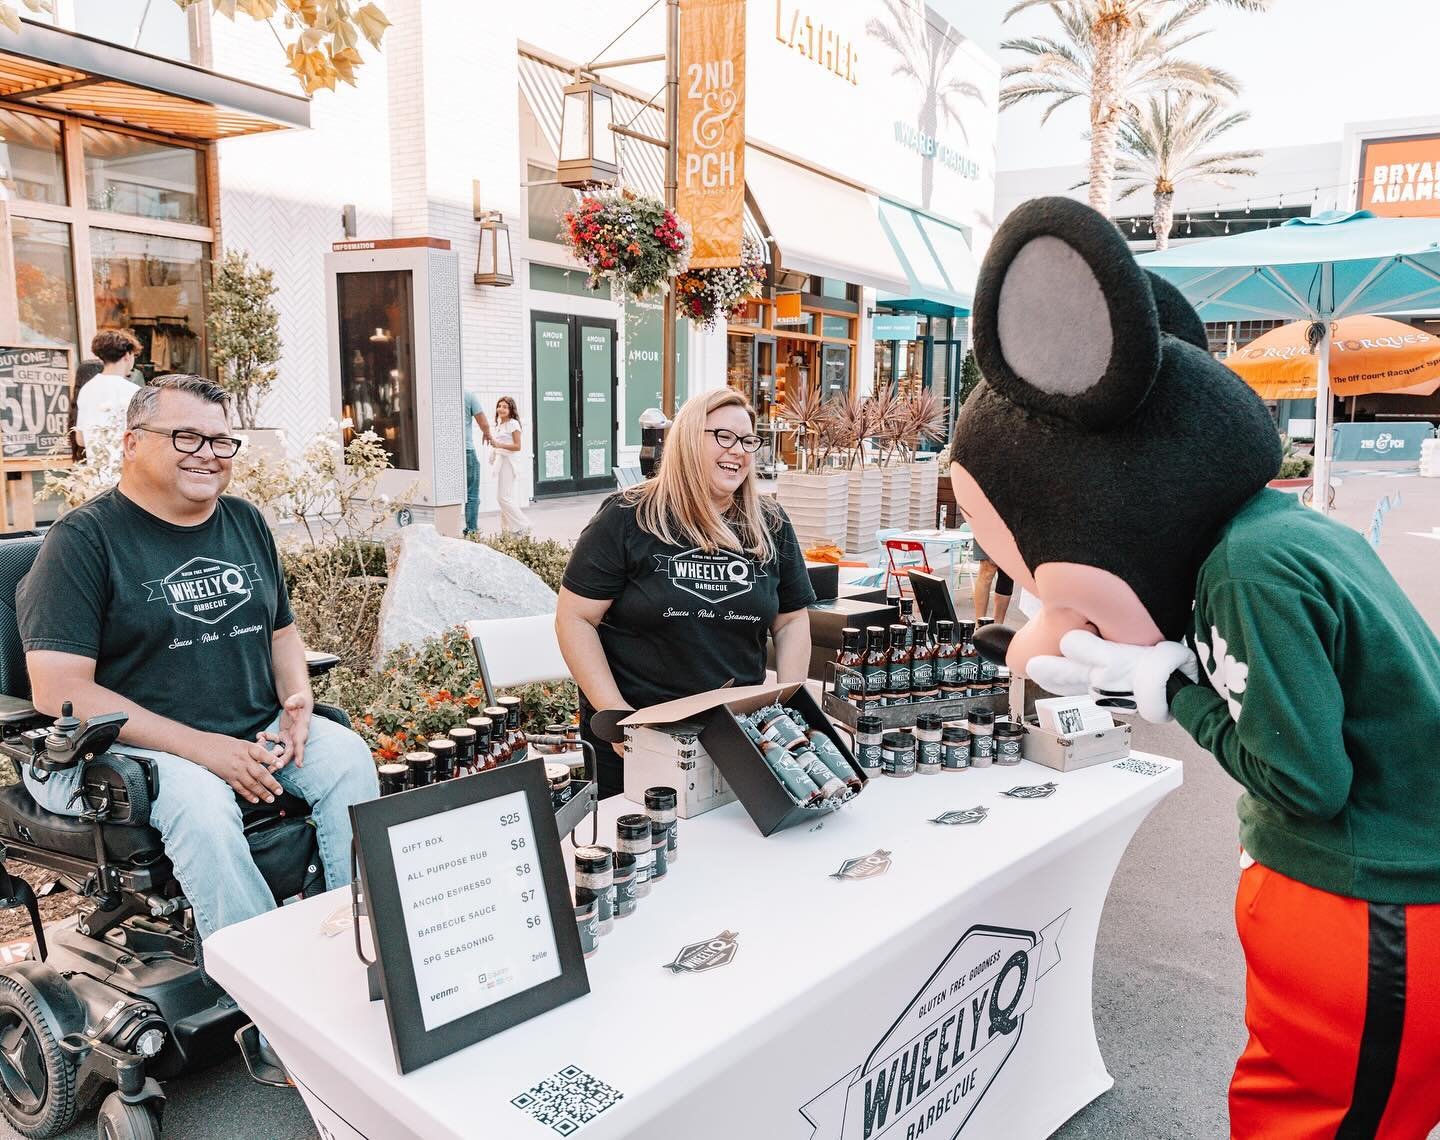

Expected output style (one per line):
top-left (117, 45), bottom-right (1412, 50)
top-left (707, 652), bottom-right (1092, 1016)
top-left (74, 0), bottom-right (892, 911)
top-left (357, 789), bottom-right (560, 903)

top-left (678, 0), bottom-right (746, 267)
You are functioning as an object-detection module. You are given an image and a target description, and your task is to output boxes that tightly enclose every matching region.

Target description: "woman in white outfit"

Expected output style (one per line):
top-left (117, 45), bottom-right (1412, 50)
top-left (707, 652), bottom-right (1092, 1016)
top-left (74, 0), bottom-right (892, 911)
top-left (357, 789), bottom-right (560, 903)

top-left (489, 396), bottom-right (533, 534)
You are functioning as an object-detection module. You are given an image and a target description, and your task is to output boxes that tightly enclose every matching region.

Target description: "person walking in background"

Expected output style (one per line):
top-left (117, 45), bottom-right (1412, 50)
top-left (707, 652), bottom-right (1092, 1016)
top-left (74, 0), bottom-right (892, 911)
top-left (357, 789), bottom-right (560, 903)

top-left (970, 536), bottom-right (1012, 624)
top-left (74, 330), bottom-right (142, 450)
top-left (68, 359), bottom-right (105, 462)
top-left (489, 396), bottom-right (532, 534)
top-left (463, 389), bottom-right (492, 535)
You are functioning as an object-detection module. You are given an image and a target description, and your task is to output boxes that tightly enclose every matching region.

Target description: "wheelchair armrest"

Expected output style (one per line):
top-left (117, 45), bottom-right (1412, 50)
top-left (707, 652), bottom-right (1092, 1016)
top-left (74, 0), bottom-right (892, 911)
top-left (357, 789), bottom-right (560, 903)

top-left (81, 751), bottom-right (158, 827)
top-left (0, 694), bottom-right (39, 726)
top-left (315, 703), bottom-right (351, 729)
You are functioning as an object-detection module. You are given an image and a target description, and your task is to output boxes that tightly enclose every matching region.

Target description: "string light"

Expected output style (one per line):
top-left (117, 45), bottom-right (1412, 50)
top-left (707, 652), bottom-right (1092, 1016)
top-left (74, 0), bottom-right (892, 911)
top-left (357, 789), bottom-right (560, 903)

top-left (1224, 219), bottom-right (1231, 233)
top-left (1244, 199), bottom-right (1251, 213)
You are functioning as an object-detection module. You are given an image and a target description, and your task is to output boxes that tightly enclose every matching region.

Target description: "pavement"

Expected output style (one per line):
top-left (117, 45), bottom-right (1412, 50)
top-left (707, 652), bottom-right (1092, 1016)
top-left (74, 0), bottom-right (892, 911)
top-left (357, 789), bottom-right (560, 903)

top-left (6, 469), bottom-right (1439, 1140)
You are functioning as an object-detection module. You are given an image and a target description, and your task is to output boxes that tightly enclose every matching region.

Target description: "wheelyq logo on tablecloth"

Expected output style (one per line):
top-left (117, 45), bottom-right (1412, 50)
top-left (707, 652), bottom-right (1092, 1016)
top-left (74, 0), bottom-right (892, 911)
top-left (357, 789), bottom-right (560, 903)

top-left (664, 930), bottom-right (739, 974)
top-left (802, 913), bottom-right (1069, 1140)
top-left (930, 807), bottom-right (988, 827)
top-left (655, 548), bottom-right (764, 603)
top-left (1000, 782), bottom-right (1057, 800)
top-left (831, 850), bottom-right (893, 880)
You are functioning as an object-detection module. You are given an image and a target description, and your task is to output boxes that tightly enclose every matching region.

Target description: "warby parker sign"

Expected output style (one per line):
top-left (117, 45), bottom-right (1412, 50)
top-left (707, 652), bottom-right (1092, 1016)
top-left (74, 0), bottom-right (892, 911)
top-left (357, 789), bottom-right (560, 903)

top-left (802, 914), bottom-right (1067, 1140)
top-left (678, 0), bottom-right (746, 267)
top-left (1359, 134), bottom-right (1440, 219)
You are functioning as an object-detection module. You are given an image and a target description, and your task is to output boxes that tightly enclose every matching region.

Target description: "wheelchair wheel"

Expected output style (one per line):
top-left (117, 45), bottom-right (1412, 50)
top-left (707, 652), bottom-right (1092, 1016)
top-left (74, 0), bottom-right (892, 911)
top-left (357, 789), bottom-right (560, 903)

top-left (97, 1091), bottom-right (160, 1140)
top-left (0, 974), bottom-right (77, 1138)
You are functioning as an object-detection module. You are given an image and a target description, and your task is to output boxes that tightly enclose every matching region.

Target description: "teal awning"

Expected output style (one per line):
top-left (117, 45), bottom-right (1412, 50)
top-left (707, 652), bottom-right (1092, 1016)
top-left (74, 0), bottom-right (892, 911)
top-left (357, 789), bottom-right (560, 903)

top-left (877, 200), bottom-right (977, 315)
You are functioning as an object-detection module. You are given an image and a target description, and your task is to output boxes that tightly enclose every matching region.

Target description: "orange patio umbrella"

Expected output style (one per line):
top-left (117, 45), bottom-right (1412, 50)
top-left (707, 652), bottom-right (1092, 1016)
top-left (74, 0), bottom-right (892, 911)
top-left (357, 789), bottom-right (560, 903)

top-left (1225, 315), bottom-right (1440, 400)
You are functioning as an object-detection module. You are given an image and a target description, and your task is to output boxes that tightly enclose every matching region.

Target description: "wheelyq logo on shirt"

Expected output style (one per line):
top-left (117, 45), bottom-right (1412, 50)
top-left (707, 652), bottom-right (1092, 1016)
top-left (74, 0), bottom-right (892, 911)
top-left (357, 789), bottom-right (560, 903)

top-left (655, 547), bottom-right (765, 604)
top-left (802, 913), bottom-right (1068, 1140)
top-left (144, 557), bottom-right (261, 625)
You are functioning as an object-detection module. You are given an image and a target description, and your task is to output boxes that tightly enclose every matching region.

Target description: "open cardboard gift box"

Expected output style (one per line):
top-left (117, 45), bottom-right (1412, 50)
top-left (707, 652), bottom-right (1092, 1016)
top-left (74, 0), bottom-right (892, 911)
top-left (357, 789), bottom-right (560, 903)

top-left (619, 681), bottom-right (866, 837)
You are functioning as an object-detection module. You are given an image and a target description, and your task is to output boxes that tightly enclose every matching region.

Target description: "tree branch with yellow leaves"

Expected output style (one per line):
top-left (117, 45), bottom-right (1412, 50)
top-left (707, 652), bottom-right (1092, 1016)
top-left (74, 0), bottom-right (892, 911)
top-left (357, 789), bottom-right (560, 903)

top-left (0, 0), bottom-right (390, 96)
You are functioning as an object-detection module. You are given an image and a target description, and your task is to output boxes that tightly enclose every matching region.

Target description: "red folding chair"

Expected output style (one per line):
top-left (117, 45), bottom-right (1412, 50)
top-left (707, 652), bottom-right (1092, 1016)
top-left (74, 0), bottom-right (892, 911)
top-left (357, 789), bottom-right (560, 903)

top-left (884, 539), bottom-right (931, 599)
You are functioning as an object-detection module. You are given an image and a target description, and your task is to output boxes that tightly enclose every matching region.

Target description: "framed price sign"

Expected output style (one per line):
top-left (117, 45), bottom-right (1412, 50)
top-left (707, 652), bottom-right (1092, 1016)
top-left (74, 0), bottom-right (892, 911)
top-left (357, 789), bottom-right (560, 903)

top-left (349, 761), bottom-right (589, 1073)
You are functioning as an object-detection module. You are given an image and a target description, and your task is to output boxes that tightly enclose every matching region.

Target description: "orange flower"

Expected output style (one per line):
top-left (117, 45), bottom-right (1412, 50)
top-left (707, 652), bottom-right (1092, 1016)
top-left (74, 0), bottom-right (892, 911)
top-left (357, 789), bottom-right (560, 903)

top-left (464, 694), bottom-right (482, 708)
top-left (437, 689), bottom-right (452, 702)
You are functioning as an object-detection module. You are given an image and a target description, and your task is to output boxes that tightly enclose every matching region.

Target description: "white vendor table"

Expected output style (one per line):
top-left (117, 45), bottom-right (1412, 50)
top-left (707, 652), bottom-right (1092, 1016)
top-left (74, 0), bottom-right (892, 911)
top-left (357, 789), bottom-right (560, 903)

top-left (206, 753), bottom-right (1181, 1140)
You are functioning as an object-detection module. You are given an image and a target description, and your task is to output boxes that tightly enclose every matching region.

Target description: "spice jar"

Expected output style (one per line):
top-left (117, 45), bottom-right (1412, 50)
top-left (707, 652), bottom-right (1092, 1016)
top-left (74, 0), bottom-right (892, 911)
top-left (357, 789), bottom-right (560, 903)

top-left (995, 721), bottom-right (1026, 766)
top-left (616, 814), bottom-right (654, 897)
top-left (881, 731), bottom-right (917, 778)
top-left (968, 708), bottom-right (995, 768)
top-left (806, 730), bottom-right (861, 793)
top-left (942, 725), bottom-right (972, 771)
top-left (574, 887), bottom-right (599, 959)
top-left (915, 714), bottom-right (944, 774)
top-left (612, 851), bottom-right (638, 918)
top-left (650, 819), bottom-right (669, 882)
top-left (759, 739), bottom-right (825, 806)
top-left (645, 787), bottom-right (678, 863)
top-left (855, 715), bottom-right (884, 777)
top-left (546, 763), bottom-right (573, 811)
top-left (378, 763), bottom-right (408, 796)
top-left (757, 707), bottom-right (809, 752)
top-left (791, 746), bottom-right (849, 801)
top-left (404, 750), bottom-right (435, 788)
top-left (574, 845), bottom-right (614, 935)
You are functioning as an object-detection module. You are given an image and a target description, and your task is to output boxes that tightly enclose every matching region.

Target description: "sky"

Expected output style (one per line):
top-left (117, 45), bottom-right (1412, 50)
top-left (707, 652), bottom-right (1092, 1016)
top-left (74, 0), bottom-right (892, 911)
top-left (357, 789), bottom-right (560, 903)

top-left (933, 0), bottom-right (1440, 172)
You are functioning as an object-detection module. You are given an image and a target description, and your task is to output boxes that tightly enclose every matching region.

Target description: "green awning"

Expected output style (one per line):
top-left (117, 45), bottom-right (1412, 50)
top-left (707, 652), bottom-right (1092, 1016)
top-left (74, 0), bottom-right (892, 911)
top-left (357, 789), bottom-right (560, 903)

top-left (877, 200), bottom-right (977, 316)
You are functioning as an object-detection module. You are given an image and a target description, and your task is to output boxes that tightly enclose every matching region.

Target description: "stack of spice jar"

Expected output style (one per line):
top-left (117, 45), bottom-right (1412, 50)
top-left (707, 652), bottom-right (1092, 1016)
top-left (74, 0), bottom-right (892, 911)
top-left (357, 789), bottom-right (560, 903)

top-left (376, 698), bottom-right (533, 796)
top-left (570, 786), bottom-right (679, 959)
top-left (852, 704), bottom-right (1027, 778)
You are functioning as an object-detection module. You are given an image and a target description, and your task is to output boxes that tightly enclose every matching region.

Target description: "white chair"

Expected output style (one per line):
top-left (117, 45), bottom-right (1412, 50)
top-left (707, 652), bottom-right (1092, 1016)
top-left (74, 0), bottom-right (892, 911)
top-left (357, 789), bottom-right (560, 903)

top-left (465, 614), bottom-right (570, 700)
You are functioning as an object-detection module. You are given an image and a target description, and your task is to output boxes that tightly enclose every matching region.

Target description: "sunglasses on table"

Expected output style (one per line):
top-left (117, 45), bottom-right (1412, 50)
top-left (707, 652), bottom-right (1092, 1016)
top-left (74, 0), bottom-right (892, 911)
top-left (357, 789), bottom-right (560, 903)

top-left (705, 428), bottom-right (764, 453)
top-left (134, 425), bottom-right (244, 459)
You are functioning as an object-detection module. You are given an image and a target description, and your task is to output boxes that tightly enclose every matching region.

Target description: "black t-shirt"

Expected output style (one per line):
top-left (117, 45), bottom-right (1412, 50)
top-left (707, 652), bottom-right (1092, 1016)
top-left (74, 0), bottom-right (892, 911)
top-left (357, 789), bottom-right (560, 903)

top-left (17, 489), bottom-right (293, 741)
top-left (562, 496), bottom-right (816, 711)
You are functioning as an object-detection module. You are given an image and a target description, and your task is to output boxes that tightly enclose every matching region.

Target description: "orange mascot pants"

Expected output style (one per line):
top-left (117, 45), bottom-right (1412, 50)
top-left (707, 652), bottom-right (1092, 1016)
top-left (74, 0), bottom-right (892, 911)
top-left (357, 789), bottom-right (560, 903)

top-left (1230, 863), bottom-right (1440, 1139)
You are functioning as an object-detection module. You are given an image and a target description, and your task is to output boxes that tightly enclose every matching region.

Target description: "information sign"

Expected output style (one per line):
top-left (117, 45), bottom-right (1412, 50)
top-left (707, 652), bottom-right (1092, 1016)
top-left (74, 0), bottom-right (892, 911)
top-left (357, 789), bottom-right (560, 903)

top-left (350, 761), bottom-right (588, 1073)
top-left (0, 347), bottom-right (71, 462)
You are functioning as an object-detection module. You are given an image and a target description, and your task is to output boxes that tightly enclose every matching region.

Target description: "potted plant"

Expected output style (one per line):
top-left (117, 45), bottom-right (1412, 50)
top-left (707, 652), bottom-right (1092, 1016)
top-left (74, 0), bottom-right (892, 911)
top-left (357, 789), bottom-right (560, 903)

top-left (902, 390), bottom-right (948, 527)
top-left (774, 377), bottom-right (849, 548)
top-left (819, 394), bottom-right (882, 555)
top-left (560, 188), bottom-right (692, 301)
top-left (864, 385), bottom-right (912, 529)
top-left (209, 250), bottom-right (284, 456)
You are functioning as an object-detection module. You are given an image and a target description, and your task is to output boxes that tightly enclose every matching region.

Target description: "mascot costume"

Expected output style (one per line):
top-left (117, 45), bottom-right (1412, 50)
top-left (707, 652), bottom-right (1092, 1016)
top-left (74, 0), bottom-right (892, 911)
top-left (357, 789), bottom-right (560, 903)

top-left (950, 196), bottom-right (1440, 1138)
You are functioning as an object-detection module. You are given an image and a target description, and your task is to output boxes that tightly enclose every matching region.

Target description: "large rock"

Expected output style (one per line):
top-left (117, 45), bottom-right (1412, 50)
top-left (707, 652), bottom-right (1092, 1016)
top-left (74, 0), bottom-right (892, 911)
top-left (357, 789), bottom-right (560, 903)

top-left (374, 525), bottom-right (557, 663)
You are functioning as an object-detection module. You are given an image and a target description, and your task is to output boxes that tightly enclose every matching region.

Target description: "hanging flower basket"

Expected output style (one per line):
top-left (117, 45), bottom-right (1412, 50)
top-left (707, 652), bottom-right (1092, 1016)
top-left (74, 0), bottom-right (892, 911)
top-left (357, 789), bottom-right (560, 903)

top-left (674, 236), bottom-right (767, 330)
top-left (561, 188), bottom-right (692, 301)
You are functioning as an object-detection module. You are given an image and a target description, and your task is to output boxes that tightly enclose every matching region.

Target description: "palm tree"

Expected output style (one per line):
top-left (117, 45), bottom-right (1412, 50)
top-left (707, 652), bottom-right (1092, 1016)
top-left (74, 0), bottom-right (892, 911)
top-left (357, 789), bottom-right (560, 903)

top-left (866, 0), bottom-right (987, 211)
top-left (1002, 0), bottom-right (1271, 212)
top-left (1111, 93), bottom-right (1259, 249)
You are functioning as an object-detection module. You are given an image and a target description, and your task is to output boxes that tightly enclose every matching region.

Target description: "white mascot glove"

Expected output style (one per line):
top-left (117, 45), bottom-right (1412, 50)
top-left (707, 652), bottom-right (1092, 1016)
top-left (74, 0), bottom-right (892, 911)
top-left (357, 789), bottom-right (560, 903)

top-left (1026, 630), bottom-right (1198, 724)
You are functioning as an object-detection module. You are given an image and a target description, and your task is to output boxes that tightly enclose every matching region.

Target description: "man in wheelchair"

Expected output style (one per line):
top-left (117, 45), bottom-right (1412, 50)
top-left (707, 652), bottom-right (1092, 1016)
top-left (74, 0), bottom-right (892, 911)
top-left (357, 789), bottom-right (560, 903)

top-left (17, 373), bottom-right (378, 943)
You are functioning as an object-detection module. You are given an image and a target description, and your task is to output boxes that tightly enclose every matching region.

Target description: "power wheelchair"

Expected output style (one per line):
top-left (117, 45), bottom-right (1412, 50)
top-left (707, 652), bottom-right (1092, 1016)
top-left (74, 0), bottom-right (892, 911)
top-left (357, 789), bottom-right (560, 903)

top-left (0, 534), bottom-right (351, 1139)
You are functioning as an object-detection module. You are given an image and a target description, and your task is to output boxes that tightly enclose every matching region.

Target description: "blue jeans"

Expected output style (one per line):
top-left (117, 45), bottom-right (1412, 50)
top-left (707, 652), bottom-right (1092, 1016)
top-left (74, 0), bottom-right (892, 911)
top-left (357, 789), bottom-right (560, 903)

top-left (465, 446), bottom-right (481, 534)
top-left (23, 712), bottom-right (378, 940)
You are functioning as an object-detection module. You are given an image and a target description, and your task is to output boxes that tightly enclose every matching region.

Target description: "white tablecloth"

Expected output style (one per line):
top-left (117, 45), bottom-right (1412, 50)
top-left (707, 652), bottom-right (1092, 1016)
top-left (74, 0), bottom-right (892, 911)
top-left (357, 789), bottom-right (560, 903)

top-left (206, 753), bottom-right (1181, 1140)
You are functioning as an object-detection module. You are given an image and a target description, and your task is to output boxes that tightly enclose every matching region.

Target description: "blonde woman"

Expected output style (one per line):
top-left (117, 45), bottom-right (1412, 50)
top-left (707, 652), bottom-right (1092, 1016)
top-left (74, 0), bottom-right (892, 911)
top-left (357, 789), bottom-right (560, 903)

top-left (556, 389), bottom-right (815, 796)
top-left (488, 396), bottom-right (533, 534)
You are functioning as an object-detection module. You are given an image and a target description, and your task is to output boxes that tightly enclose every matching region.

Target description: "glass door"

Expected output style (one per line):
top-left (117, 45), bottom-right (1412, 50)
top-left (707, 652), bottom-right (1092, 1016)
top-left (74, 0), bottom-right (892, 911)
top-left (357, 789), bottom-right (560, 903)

top-left (531, 311), bottom-right (618, 497)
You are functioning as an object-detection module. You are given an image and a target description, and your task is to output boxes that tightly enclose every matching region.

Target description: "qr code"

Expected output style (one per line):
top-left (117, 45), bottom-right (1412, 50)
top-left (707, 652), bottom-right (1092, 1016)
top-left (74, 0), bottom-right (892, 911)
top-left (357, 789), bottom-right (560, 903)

top-left (511, 1065), bottom-right (623, 1135)
top-left (588, 447), bottom-right (606, 477)
top-left (545, 449), bottom-right (565, 478)
top-left (1112, 757), bottom-right (1169, 777)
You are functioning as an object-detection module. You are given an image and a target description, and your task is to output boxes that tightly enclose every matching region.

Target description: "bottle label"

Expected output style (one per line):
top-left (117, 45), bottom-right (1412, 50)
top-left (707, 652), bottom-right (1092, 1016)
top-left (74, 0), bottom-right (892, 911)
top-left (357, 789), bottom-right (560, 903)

top-left (958, 656), bottom-right (979, 683)
top-left (918, 740), bottom-right (943, 767)
top-left (936, 652), bottom-right (958, 682)
top-left (864, 664), bottom-right (887, 695)
top-left (887, 663), bottom-right (911, 693)
top-left (911, 660), bottom-right (934, 689)
top-left (979, 658), bottom-right (998, 682)
top-left (858, 742), bottom-right (883, 769)
top-left (973, 736), bottom-right (994, 759)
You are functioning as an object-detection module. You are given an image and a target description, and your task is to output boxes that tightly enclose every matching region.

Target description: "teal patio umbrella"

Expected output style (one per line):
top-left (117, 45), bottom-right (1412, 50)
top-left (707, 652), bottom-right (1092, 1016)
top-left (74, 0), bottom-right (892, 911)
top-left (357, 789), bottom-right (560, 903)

top-left (1140, 210), bottom-right (1440, 511)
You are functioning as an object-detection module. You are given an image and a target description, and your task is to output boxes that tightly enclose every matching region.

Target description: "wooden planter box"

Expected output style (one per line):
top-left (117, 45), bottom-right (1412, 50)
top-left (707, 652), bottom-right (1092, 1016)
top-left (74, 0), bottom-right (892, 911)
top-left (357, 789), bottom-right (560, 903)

top-left (776, 470), bottom-right (850, 548)
top-left (879, 464), bottom-right (912, 530)
top-left (845, 466), bottom-right (883, 556)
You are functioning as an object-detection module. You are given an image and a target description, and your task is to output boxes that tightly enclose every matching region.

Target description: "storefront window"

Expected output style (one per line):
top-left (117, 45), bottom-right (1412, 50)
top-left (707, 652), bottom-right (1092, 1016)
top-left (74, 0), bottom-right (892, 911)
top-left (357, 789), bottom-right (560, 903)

top-left (0, 109), bottom-right (67, 205)
top-left (83, 127), bottom-right (206, 224)
top-left (336, 270), bottom-right (420, 472)
top-left (819, 278), bottom-right (851, 300)
top-left (821, 344), bottom-right (851, 402)
top-left (821, 315), bottom-right (852, 339)
top-left (74, 0), bottom-right (193, 61)
top-left (12, 217), bottom-right (77, 347)
top-left (91, 229), bottom-right (207, 379)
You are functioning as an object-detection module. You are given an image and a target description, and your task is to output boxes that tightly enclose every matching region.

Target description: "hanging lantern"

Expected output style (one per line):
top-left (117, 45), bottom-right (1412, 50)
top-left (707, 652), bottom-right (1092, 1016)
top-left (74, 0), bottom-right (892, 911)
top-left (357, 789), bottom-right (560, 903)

top-left (557, 78), bottom-right (618, 189)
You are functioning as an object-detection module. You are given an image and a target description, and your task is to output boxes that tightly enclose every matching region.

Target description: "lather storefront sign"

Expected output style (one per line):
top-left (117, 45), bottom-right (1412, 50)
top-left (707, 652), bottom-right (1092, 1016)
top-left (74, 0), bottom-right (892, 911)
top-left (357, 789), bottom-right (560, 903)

top-left (678, 0), bottom-right (747, 267)
top-left (802, 914), bottom-right (1067, 1139)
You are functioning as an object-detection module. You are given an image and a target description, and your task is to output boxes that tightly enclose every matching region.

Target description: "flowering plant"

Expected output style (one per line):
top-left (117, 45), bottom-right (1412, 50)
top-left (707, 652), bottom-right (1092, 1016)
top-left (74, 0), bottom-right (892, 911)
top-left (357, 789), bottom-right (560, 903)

top-left (561, 188), bottom-right (692, 300)
top-left (674, 236), bottom-right (767, 330)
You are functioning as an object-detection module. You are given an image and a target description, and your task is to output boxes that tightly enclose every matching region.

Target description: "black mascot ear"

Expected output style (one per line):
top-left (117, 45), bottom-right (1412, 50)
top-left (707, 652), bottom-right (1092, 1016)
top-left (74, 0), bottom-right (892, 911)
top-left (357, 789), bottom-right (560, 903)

top-left (1146, 271), bottom-right (1210, 352)
top-left (973, 197), bottom-right (1161, 430)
